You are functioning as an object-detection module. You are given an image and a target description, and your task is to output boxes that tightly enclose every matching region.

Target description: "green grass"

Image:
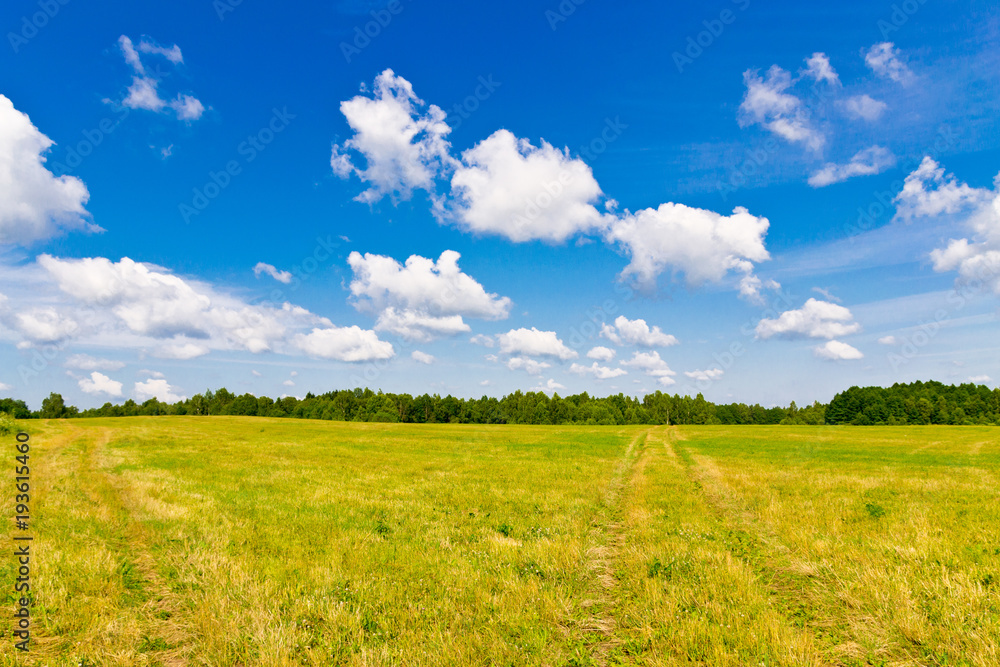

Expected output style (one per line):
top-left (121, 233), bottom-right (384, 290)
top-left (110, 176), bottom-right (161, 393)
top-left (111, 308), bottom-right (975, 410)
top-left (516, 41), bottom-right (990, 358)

top-left (0, 418), bottom-right (997, 665)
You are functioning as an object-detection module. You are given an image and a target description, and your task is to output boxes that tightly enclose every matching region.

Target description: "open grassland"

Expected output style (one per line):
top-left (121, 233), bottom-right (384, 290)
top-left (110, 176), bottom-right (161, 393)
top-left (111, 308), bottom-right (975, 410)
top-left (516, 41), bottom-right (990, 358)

top-left (0, 418), bottom-right (997, 666)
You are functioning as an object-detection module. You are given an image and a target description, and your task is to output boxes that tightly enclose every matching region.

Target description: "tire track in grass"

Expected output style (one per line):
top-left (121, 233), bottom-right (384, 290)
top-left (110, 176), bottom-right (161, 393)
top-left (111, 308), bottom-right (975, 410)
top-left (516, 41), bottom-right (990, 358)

top-left (72, 423), bottom-right (193, 666)
top-left (663, 426), bottom-right (836, 666)
top-left (571, 428), bottom-right (649, 666)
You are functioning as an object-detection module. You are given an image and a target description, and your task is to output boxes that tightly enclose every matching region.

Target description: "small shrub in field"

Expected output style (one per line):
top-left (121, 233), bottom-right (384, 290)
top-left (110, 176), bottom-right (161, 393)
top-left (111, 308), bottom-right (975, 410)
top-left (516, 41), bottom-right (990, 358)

top-left (0, 412), bottom-right (17, 435)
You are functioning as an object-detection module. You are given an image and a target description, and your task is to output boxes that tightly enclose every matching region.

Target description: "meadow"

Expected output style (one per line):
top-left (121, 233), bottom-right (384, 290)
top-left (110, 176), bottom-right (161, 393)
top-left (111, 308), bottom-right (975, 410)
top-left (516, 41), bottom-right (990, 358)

top-left (0, 418), bottom-right (997, 666)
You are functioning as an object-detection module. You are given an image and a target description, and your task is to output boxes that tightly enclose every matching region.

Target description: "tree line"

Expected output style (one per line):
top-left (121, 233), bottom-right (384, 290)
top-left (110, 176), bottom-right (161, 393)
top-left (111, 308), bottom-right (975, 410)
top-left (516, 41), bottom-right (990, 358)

top-left (3, 380), bottom-right (997, 426)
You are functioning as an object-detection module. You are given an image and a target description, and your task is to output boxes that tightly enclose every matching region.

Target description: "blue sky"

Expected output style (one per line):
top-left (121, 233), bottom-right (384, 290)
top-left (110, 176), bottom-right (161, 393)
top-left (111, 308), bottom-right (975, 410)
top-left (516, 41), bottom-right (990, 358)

top-left (1, 0), bottom-right (998, 409)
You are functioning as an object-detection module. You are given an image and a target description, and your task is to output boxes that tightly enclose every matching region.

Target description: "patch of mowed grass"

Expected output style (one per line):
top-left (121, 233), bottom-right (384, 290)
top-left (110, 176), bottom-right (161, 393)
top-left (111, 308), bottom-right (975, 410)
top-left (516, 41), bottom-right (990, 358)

top-left (1, 417), bottom-right (643, 666)
top-left (664, 425), bottom-right (1000, 667)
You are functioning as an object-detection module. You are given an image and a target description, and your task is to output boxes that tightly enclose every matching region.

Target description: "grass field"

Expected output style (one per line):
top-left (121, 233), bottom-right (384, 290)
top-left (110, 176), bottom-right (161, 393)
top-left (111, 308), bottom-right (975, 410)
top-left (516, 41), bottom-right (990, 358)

top-left (1, 418), bottom-right (998, 666)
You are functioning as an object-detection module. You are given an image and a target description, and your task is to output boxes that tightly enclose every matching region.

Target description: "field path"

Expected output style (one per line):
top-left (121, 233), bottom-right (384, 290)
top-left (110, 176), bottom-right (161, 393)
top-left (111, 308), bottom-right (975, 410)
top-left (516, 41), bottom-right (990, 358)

top-left (572, 427), bottom-right (651, 665)
top-left (68, 422), bottom-right (194, 666)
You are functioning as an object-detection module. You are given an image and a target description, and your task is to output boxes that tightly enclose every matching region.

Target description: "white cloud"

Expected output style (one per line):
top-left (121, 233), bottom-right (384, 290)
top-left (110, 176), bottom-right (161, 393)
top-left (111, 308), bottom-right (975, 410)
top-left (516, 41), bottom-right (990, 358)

top-left (756, 298), bottom-right (861, 339)
top-left (877, 335), bottom-right (898, 345)
top-left (283, 379), bottom-right (295, 387)
top-left (842, 94), bottom-right (887, 121)
top-left (739, 65), bottom-right (823, 151)
top-left (114, 36), bottom-right (205, 121)
top-left (895, 159), bottom-right (1000, 296)
top-left (803, 53), bottom-right (839, 85)
top-left (153, 341), bottom-right (210, 360)
top-left (411, 350), bottom-right (435, 364)
top-left (65, 354), bottom-right (125, 371)
top-left (570, 362), bottom-right (627, 380)
top-left (138, 369), bottom-right (165, 378)
top-left (469, 333), bottom-right (495, 347)
top-left (134, 377), bottom-right (186, 403)
top-left (251, 369), bottom-right (262, 377)
top-left (253, 262), bottom-right (293, 284)
top-left (348, 249), bottom-right (510, 342)
top-left (0, 382), bottom-right (11, 391)
top-left (894, 157), bottom-right (989, 222)
top-left (447, 129), bottom-right (605, 242)
top-left (293, 326), bottom-right (394, 362)
top-left (506, 356), bottom-right (551, 375)
top-left (0, 95), bottom-right (95, 244)
top-left (684, 368), bottom-right (724, 382)
top-left (330, 69), bottom-right (454, 204)
top-left (968, 375), bottom-right (992, 384)
top-left (599, 315), bottom-right (678, 347)
top-left (9, 307), bottom-right (78, 342)
top-left (534, 378), bottom-right (565, 393)
top-left (808, 146), bottom-right (896, 187)
top-left (497, 327), bottom-right (577, 360)
top-left (79, 371), bottom-right (123, 397)
top-left (864, 42), bottom-right (914, 85)
top-left (621, 351), bottom-right (676, 386)
top-left (586, 346), bottom-right (616, 361)
top-left (811, 287), bottom-right (841, 303)
top-left (813, 340), bottom-right (864, 360)
top-left (373, 308), bottom-right (470, 342)
top-left (605, 203), bottom-right (772, 295)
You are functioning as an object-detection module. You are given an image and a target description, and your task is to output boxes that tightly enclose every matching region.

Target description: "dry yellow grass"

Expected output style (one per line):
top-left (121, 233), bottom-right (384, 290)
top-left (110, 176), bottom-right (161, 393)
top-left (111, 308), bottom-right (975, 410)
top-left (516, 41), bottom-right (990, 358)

top-left (0, 418), bottom-right (996, 666)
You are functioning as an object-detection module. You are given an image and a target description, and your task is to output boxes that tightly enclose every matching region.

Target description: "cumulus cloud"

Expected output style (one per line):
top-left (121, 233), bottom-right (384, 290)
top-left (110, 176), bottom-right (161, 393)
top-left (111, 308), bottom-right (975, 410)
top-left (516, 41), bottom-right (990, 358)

top-left (447, 129), bottom-right (605, 242)
top-left (877, 335), bottom-right (898, 345)
top-left (599, 316), bottom-right (678, 347)
top-left (803, 53), bottom-right (839, 85)
top-left (808, 146), bottom-right (896, 187)
top-left (889, 158), bottom-right (1000, 295)
top-left (0, 95), bottom-right (95, 244)
top-left (506, 356), bottom-right (552, 375)
top-left (570, 362), bottom-right (627, 380)
top-left (755, 298), bottom-right (861, 339)
top-left (79, 371), bottom-right (123, 397)
top-left (968, 375), bottom-right (992, 384)
top-left (894, 157), bottom-right (990, 222)
top-left (330, 69), bottom-right (454, 204)
top-left (113, 36), bottom-right (205, 121)
top-left (293, 326), bottom-right (394, 362)
top-left (469, 333), bottom-right (495, 347)
top-left (3, 253), bottom-right (393, 363)
top-left (134, 377), bottom-right (186, 403)
top-left (621, 351), bottom-right (676, 386)
top-left (684, 368), bottom-right (724, 382)
top-left (348, 249), bottom-right (510, 341)
top-left (7, 307), bottom-right (79, 343)
top-left (153, 341), bottom-right (210, 360)
top-left (65, 354), bottom-right (126, 371)
top-left (842, 94), bottom-right (887, 121)
top-left (253, 262), bottom-right (293, 284)
top-left (497, 327), bottom-right (577, 360)
top-left (814, 340), bottom-right (864, 360)
top-left (864, 42), bottom-right (914, 85)
top-left (739, 65), bottom-right (824, 151)
top-left (586, 346), bottom-right (616, 361)
top-left (534, 378), bottom-right (565, 393)
top-left (411, 350), bottom-right (435, 364)
top-left (605, 203), bottom-right (772, 296)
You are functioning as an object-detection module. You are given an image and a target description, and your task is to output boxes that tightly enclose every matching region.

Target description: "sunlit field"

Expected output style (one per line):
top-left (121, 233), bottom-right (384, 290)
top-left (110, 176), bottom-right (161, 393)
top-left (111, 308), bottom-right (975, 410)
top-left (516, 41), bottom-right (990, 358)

top-left (1, 418), bottom-right (997, 666)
